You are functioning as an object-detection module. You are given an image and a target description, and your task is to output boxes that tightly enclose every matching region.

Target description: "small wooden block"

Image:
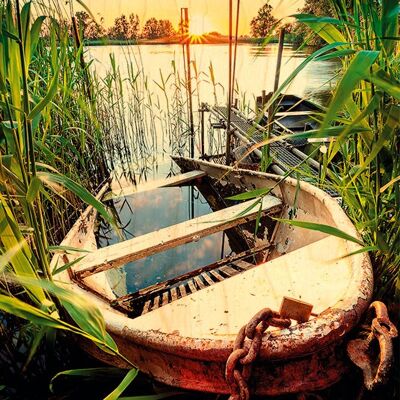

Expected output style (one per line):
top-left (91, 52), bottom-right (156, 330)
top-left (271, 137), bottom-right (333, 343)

top-left (162, 292), bottom-right (169, 306)
top-left (210, 270), bottom-right (224, 281)
top-left (179, 284), bottom-right (187, 297)
top-left (201, 272), bottom-right (214, 286)
top-left (279, 296), bottom-right (313, 323)
top-left (170, 287), bottom-right (178, 301)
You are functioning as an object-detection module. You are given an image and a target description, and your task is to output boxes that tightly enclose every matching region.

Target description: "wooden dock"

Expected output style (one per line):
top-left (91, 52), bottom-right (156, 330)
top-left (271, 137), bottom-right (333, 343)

top-left (209, 105), bottom-right (338, 197)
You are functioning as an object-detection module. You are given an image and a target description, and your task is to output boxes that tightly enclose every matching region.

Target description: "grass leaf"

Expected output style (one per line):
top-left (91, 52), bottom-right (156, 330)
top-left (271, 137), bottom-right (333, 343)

top-left (38, 172), bottom-right (114, 224)
top-left (274, 218), bottom-right (364, 246)
top-left (104, 369), bottom-right (139, 400)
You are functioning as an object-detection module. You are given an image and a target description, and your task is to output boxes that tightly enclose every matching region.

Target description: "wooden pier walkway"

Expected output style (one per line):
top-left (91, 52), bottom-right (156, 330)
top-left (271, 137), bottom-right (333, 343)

top-left (210, 106), bottom-right (338, 197)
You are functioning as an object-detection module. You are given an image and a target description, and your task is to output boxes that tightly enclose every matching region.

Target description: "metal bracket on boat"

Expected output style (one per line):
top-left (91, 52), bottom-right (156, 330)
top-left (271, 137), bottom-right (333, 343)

top-left (347, 301), bottom-right (398, 390)
top-left (225, 308), bottom-right (291, 400)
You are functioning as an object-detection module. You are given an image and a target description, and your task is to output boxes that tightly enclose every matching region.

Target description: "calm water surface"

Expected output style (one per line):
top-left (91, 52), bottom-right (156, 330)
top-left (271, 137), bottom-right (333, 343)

top-left (90, 43), bottom-right (338, 295)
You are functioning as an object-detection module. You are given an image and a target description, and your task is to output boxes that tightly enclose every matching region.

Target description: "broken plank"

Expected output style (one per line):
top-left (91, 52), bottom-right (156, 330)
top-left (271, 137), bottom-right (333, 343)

top-left (76, 196), bottom-right (282, 279)
top-left (219, 265), bottom-right (238, 277)
top-left (201, 272), bottom-right (214, 286)
top-left (170, 287), bottom-right (178, 301)
top-left (233, 260), bottom-right (255, 271)
top-left (188, 280), bottom-right (197, 294)
top-left (142, 300), bottom-right (151, 315)
top-left (179, 284), bottom-right (187, 297)
top-left (105, 170), bottom-right (206, 201)
top-left (209, 270), bottom-right (224, 281)
top-left (152, 296), bottom-right (161, 310)
top-left (162, 292), bottom-right (169, 306)
top-left (194, 276), bottom-right (206, 290)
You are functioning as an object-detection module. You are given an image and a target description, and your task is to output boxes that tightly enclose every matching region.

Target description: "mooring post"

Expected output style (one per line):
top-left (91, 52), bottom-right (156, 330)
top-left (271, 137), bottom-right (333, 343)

top-left (181, 8), bottom-right (195, 158)
top-left (200, 103), bottom-right (206, 158)
top-left (225, 0), bottom-right (233, 165)
top-left (268, 28), bottom-right (285, 122)
top-left (274, 27), bottom-right (285, 93)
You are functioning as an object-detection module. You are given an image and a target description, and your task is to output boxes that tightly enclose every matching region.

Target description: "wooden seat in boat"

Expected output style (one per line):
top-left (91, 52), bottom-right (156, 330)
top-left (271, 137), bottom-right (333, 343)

top-left (75, 195), bottom-right (282, 279)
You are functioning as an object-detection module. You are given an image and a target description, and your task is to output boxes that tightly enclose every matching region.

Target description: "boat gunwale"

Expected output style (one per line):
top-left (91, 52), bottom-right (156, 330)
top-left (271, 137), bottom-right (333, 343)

top-left (54, 159), bottom-right (373, 364)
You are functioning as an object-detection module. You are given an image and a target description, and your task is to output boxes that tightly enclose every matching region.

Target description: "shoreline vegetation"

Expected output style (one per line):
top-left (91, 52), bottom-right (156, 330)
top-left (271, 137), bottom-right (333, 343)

top-left (84, 33), bottom-right (299, 46)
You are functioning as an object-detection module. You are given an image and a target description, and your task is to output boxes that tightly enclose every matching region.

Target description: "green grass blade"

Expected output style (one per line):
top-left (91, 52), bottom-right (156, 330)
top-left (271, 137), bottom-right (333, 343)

top-left (26, 175), bottom-right (42, 203)
top-left (226, 187), bottom-right (271, 201)
top-left (27, 63), bottom-right (60, 120)
top-left (104, 369), bottom-right (139, 400)
top-left (38, 172), bottom-right (114, 224)
top-left (274, 218), bottom-right (364, 246)
top-left (320, 50), bottom-right (380, 131)
top-left (382, 0), bottom-right (399, 54)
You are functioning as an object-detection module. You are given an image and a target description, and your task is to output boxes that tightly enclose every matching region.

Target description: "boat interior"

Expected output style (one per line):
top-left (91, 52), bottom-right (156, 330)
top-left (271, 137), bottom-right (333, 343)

top-left (69, 160), bottom-right (356, 335)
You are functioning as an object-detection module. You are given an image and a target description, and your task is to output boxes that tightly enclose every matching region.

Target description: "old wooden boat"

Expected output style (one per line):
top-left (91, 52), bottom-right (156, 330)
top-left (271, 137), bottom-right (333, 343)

top-left (256, 93), bottom-right (323, 139)
top-left (53, 157), bottom-right (373, 396)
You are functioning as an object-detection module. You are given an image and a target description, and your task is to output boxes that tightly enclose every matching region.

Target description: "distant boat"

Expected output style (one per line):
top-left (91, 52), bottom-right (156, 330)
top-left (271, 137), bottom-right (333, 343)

top-left (54, 157), bottom-right (372, 396)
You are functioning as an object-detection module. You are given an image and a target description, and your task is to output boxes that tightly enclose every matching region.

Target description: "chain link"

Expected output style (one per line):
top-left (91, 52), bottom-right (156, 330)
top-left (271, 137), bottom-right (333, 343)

top-left (225, 308), bottom-right (291, 400)
top-left (347, 301), bottom-right (398, 390)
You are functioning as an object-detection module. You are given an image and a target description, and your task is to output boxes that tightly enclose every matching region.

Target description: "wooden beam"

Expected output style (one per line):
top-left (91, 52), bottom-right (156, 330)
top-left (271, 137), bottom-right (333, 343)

top-left (275, 110), bottom-right (317, 117)
top-left (76, 196), bottom-right (282, 279)
top-left (104, 170), bottom-right (206, 201)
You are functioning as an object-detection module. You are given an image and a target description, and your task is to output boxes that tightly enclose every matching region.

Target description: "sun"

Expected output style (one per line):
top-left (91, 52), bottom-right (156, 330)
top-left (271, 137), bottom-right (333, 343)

top-left (189, 15), bottom-right (213, 36)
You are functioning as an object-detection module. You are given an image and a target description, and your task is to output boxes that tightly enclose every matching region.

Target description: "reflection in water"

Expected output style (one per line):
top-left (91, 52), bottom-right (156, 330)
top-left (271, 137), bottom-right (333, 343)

top-left (98, 185), bottom-right (231, 294)
top-left (88, 43), bottom-right (339, 178)
top-left (91, 44), bottom-right (339, 295)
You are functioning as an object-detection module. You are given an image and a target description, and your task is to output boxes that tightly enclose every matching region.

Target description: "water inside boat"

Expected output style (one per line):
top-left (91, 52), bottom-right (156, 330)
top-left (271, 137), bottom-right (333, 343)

top-left (97, 182), bottom-right (240, 294)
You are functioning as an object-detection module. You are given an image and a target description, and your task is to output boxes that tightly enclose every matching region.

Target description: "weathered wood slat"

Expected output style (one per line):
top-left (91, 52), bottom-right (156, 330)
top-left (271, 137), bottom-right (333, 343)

top-left (275, 110), bottom-right (317, 117)
top-left (188, 280), bottom-right (197, 294)
top-left (179, 284), bottom-right (187, 297)
top-left (209, 270), bottom-right (224, 281)
top-left (233, 260), bottom-right (255, 271)
top-left (112, 243), bottom-right (272, 305)
top-left (219, 265), bottom-right (238, 277)
top-left (77, 196), bottom-right (282, 279)
top-left (170, 287), bottom-right (178, 301)
top-left (142, 300), bottom-right (151, 315)
top-left (105, 170), bottom-right (206, 201)
top-left (194, 276), bottom-right (206, 289)
top-left (201, 272), bottom-right (214, 286)
top-left (162, 292), bottom-right (169, 306)
top-left (152, 296), bottom-right (160, 310)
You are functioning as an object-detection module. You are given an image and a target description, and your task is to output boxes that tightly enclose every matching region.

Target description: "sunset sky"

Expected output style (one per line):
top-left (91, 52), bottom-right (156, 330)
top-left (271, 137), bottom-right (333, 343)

top-left (78, 0), bottom-right (304, 35)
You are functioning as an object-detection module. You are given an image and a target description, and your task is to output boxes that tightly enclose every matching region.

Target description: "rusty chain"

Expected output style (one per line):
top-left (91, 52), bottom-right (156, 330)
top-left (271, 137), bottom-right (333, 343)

top-left (347, 301), bottom-right (398, 390)
top-left (225, 308), bottom-right (291, 400)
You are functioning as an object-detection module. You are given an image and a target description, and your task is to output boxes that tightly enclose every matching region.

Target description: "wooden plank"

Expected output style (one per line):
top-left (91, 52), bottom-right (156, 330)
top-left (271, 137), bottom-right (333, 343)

top-left (194, 276), bottom-right (206, 290)
top-left (152, 296), bottom-right (161, 310)
top-left (209, 270), bottom-right (224, 281)
top-left (170, 287), bottom-right (178, 301)
top-left (179, 284), bottom-right (187, 297)
top-left (142, 300), bottom-right (151, 315)
top-left (112, 243), bottom-right (272, 305)
top-left (105, 170), bottom-right (206, 200)
top-left (77, 196), bottom-right (282, 279)
top-left (220, 265), bottom-right (238, 277)
top-left (275, 110), bottom-right (317, 117)
top-left (233, 260), bottom-right (255, 271)
top-left (162, 292), bottom-right (169, 306)
top-left (187, 280), bottom-right (197, 294)
top-left (201, 272), bottom-right (214, 286)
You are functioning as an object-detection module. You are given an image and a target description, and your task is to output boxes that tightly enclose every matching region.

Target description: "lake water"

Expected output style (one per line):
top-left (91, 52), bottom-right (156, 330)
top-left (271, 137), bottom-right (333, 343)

top-left (89, 43), bottom-right (339, 108)
top-left (90, 43), bottom-right (339, 296)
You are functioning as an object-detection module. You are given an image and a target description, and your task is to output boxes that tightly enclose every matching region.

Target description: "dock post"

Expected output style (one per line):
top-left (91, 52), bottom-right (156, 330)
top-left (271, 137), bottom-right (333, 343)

top-left (200, 103), bottom-right (206, 158)
top-left (181, 8), bottom-right (195, 158)
top-left (274, 27), bottom-right (285, 92)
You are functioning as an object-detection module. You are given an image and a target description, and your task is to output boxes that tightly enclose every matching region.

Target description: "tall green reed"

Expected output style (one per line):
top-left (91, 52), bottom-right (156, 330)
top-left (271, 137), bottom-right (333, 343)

top-left (261, 0), bottom-right (399, 303)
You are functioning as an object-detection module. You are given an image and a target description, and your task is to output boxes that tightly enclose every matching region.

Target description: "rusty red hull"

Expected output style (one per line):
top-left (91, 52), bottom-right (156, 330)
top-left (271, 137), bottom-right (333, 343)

top-left (55, 159), bottom-right (374, 395)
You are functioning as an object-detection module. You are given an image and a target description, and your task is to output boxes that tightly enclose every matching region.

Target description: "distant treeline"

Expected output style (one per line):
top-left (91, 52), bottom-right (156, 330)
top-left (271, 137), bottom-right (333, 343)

top-left (67, 0), bottom-right (332, 46)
